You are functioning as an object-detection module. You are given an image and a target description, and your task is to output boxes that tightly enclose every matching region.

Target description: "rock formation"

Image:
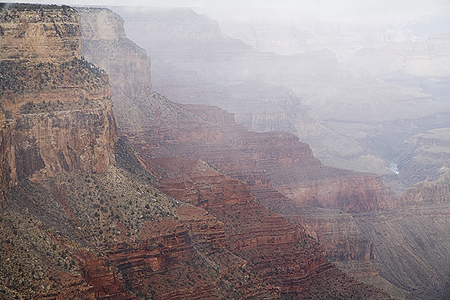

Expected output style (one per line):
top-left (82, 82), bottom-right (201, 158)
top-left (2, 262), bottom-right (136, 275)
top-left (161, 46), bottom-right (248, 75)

top-left (397, 128), bottom-right (450, 186)
top-left (114, 7), bottom-right (450, 187)
top-left (6, 3), bottom-right (450, 300)
top-left (146, 156), bottom-right (389, 299)
top-left (78, 6), bottom-right (391, 300)
top-left (0, 4), bottom-right (116, 188)
top-left (77, 7), bottom-right (152, 134)
top-left (0, 5), bottom-right (392, 299)
top-left (0, 4), bottom-right (81, 63)
top-left (0, 5), bottom-right (275, 300)
top-left (80, 6), bottom-right (450, 300)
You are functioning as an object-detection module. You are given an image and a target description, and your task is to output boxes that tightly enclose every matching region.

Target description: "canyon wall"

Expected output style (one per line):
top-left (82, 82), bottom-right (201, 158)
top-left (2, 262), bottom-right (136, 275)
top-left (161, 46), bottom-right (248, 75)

top-left (78, 7), bottom-right (152, 133)
top-left (0, 6), bottom-right (280, 299)
top-left (77, 7), bottom-right (391, 299)
top-left (398, 128), bottom-right (450, 186)
top-left (0, 4), bottom-right (80, 63)
top-left (86, 6), bottom-right (450, 300)
top-left (148, 156), bottom-right (389, 299)
top-left (0, 4), bottom-right (116, 188)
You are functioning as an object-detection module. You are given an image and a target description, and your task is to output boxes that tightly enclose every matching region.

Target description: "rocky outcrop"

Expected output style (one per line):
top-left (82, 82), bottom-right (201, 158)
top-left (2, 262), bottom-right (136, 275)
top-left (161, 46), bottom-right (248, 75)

top-left (247, 186), bottom-right (413, 299)
top-left (398, 128), bottom-right (450, 186)
top-left (274, 172), bottom-right (394, 213)
top-left (12, 99), bottom-right (116, 183)
top-left (75, 7), bottom-right (391, 298)
top-left (0, 4), bottom-right (117, 186)
top-left (76, 6), bottom-right (450, 300)
top-left (78, 7), bottom-right (152, 133)
top-left (355, 203), bottom-right (450, 300)
top-left (399, 170), bottom-right (450, 206)
top-left (0, 5), bottom-right (121, 299)
top-left (0, 7), bottom-right (281, 300)
top-left (114, 6), bottom-right (450, 185)
top-left (0, 4), bottom-right (81, 63)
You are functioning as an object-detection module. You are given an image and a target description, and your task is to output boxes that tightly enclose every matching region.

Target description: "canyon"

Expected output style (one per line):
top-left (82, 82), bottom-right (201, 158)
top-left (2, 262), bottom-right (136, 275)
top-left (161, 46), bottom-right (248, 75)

top-left (108, 6), bottom-right (450, 300)
top-left (115, 7), bottom-right (450, 189)
top-left (79, 7), bottom-right (392, 299)
top-left (0, 4), bottom-right (389, 300)
top-left (2, 3), bottom-right (450, 300)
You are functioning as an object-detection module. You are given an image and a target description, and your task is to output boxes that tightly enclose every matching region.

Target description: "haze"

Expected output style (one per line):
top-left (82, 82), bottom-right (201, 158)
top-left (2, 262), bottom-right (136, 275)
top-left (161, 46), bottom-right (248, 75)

top-left (5, 0), bottom-right (450, 24)
top-left (2, 3), bottom-right (450, 299)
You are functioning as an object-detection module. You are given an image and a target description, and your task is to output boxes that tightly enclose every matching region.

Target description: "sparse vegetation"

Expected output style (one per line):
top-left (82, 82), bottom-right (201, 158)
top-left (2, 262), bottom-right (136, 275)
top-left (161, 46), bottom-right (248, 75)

top-left (1, 58), bottom-right (107, 99)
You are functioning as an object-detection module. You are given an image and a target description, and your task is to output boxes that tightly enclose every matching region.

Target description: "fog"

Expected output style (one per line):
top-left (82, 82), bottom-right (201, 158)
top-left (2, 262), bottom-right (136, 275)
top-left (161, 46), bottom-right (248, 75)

top-left (6, 0), bottom-right (450, 25)
top-left (4, 0), bottom-right (450, 187)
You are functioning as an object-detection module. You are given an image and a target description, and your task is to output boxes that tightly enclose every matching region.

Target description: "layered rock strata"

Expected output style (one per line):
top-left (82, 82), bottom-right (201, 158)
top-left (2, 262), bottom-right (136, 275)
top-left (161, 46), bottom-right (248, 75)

top-left (121, 97), bottom-right (394, 213)
top-left (78, 7), bottom-right (152, 134)
top-left (78, 6), bottom-right (450, 300)
top-left (0, 4), bottom-right (116, 188)
top-left (0, 5), bottom-right (335, 300)
top-left (77, 6), bottom-right (391, 299)
top-left (398, 128), bottom-right (450, 186)
top-left (148, 156), bottom-right (389, 299)
top-left (0, 4), bottom-right (81, 63)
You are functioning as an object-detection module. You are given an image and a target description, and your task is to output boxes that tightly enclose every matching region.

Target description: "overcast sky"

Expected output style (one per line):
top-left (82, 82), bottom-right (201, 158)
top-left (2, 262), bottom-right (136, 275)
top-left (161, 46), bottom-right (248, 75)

top-left (4, 0), bottom-right (450, 24)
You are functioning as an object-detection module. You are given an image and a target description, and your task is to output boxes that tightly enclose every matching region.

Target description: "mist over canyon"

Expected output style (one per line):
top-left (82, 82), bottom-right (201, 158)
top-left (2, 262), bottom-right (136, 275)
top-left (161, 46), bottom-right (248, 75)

top-left (1, 2), bottom-right (450, 300)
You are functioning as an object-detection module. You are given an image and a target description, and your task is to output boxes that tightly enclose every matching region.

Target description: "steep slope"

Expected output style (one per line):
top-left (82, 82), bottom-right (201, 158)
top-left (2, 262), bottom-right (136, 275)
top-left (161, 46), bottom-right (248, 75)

top-left (114, 7), bottom-right (450, 184)
top-left (79, 6), bottom-right (391, 300)
top-left (0, 4), bottom-right (124, 298)
top-left (78, 6), bottom-right (450, 300)
top-left (149, 157), bottom-right (390, 299)
top-left (397, 128), bottom-right (450, 186)
top-left (78, 7), bottom-right (153, 134)
top-left (0, 3), bottom-right (115, 193)
top-left (122, 99), bottom-right (394, 214)
top-left (0, 5), bottom-right (281, 300)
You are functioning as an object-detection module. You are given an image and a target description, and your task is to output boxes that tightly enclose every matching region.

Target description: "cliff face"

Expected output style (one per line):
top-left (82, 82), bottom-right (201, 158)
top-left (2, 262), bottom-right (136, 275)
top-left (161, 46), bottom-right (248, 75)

top-left (78, 7), bottom-right (152, 98)
top-left (0, 25), bottom-right (275, 300)
top-left (399, 170), bottom-right (450, 206)
top-left (148, 156), bottom-right (389, 299)
top-left (78, 7), bottom-right (152, 134)
top-left (74, 7), bottom-right (392, 299)
top-left (0, 4), bottom-right (116, 188)
top-left (355, 204), bottom-right (450, 300)
top-left (398, 128), bottom-right (450, 187)
top-left (0, 4), bottom-right (80, 63)
top-left (122, 97), bottom-right (393, 214)
top-left (72, 6), bottom-right (450, 300)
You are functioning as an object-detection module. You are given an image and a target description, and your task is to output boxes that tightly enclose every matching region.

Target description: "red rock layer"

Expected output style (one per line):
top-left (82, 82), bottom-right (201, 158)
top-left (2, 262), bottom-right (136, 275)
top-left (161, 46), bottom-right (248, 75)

top-left (103, 204), bottom-right (279, 300)
top-left (121, 95), bottom-right (393, 213)
top-left (78, 251), bottom-right (137, 300)
top-left (250, 187), bottom-right (376, 263)
top-left (146, 156), bottom-right (389, 299)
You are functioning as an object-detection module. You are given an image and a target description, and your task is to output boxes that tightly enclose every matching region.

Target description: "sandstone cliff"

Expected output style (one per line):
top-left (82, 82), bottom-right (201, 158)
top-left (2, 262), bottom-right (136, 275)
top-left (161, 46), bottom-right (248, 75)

top-left (78, 7), bottom-right (152, 134)
top-left (0, 4), bottom-right (116, 188)
top-left (0, 4), bottom-right (80, 63)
